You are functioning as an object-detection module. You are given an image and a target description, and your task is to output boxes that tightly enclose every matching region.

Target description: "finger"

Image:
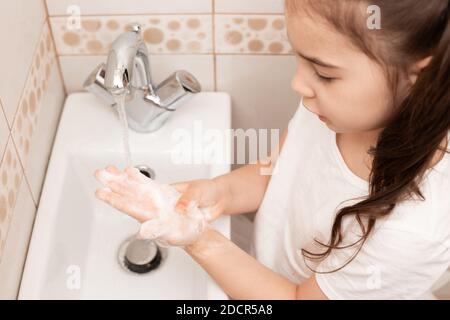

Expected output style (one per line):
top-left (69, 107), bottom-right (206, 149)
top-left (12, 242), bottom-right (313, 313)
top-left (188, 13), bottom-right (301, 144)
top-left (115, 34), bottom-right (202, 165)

top-left (171, 182), bottom-right (189, 193)
top-left (106, 181), bottom-right (135, 197)
top-left (125, 166), bottom-right (149, 183)
top-left (95, 187), bottom-right (118, 203)
top-left (106, 165), bottom-right (121, 174)
top-left (95, 188), bottom-right (149, 222)
top-left (175, 193), bottom-right (196, 214)
top-left (94, 168), bottom-right (125, 185)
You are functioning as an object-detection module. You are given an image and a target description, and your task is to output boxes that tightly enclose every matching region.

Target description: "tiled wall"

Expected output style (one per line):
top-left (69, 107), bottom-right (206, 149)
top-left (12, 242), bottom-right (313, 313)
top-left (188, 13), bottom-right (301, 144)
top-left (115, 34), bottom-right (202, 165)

top-left (0, 0), bottom-right (66, 298)
top-left (47, 0), bottom-right (300, 133)
top-left (0, 0), bottom-right (300, 299)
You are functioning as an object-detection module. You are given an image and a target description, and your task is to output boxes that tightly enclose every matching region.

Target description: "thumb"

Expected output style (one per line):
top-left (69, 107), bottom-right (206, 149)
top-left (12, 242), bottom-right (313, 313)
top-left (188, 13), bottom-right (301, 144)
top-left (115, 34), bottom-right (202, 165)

top-left (175, 193), bottom-right (194, 214)
top-left (171, 181), bottom-right (189, 193)
top-left (175, 186), bottom-right (201, 214)
top-left (171, 182), bottom-right (196, 214)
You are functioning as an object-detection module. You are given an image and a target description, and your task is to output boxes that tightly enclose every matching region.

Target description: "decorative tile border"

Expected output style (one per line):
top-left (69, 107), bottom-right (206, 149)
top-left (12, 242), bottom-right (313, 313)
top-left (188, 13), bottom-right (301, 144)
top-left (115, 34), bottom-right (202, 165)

top-left (215, 15), bottom-right (292, 54)
top-left (50, 15), bottom-right (213, 55)
top-left (0, 20), bottom-right (57, 261)
top-left (0, 139), bottom-right (23, 260)
top-left (12, 22), bottom-right (56, 170)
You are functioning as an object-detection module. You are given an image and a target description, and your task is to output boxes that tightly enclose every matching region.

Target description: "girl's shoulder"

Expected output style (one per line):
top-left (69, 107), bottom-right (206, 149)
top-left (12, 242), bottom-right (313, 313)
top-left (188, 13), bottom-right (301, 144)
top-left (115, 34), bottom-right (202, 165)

top-left (377, 154), bottom-right (450, 248)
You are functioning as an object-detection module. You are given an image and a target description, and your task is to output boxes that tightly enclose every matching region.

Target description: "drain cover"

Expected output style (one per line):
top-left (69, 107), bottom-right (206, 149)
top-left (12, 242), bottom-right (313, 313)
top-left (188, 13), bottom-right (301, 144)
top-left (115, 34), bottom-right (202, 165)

top-left (118, 237), bottom-right (165, 274)
top-left (134, 165), bottom-right (155, 179)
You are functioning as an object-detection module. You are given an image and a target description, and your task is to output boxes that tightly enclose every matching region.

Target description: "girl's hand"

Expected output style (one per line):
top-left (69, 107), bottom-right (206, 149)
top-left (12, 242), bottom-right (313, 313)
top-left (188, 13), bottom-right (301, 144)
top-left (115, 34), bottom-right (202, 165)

top-left (94, 165), bottom-right (162, 223)
top-left (93, 165), bottom-right (228, 247)
top-left (171, 177), bottom-right (232, 222)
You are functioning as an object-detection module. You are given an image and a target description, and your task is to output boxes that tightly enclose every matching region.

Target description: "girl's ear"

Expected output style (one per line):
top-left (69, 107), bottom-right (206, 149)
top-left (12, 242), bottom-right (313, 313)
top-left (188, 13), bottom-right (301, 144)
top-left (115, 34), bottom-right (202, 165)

top-left (408, 56), bottom-right (433, 85)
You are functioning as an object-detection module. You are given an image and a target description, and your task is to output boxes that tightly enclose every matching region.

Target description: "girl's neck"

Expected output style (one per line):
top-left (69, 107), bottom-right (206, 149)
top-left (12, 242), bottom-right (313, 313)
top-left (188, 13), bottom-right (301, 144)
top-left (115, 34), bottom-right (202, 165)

top-left (337, 129), bottom-right (449, 182)
top-left (336, 130), bottom-right (380, 182)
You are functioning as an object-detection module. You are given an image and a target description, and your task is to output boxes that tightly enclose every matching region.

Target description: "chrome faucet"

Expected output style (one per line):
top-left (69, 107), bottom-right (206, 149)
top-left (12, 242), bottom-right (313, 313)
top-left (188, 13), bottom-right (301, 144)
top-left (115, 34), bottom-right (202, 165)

top-left (83, 24), bottom-right (201, 132)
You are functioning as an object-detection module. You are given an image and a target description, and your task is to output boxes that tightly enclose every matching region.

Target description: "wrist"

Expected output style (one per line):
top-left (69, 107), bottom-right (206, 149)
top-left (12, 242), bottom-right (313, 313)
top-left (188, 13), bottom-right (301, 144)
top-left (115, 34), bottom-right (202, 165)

top-left (184, 226), bottom-right (216, 254)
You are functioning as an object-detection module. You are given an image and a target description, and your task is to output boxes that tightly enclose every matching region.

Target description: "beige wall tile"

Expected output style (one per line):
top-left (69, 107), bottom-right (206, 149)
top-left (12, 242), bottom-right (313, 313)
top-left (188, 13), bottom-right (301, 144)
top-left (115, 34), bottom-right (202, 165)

top-left (0, 101), bottom-right (9, 161)
top-left (11, 22), bottom-right (65, 205)
top-left (0, 138), bottom-right (24, 261)
top-left (216, 54), bottom-right (299, 168)
top-left (0, 0), bottom-right (46, 125)
top-left (215, 14), bottom-right (291, 54)
top-left (0, 14), bottom-right (65, 298)
top-left (216, 55), bottom-right (299, 131)
top-left (0, 178), bottom-right (36, 299)
top-left (215, 0), bottom-right (285, 13)
top-left (20, 62), bottom-right (65, 205)
top-left (46, 0), bottom-right (213, 15)
top-left (50, 15), bottom-right (213, 55)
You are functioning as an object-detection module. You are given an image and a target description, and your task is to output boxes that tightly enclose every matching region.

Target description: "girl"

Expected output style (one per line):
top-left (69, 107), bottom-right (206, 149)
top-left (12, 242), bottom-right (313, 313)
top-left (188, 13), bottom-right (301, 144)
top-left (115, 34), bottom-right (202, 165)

top-left (95, 0), bottom-right (450, 299)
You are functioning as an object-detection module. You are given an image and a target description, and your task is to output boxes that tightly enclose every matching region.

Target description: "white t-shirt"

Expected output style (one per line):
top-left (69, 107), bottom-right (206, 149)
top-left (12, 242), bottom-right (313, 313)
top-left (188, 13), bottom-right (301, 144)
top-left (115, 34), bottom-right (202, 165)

top-left (252, 101), bottom-right (450, 299)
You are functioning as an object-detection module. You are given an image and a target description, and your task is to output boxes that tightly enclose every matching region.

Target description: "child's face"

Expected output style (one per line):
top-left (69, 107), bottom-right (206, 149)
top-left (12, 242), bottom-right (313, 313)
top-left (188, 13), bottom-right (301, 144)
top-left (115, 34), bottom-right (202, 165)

top-left (286, 10), bottom-right (396, 134)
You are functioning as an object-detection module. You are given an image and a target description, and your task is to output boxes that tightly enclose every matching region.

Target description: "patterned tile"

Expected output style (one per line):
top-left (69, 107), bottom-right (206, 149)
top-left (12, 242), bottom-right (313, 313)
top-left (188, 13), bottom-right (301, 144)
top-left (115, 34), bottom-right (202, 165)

top-left (215, 15), bottom-right (292, 54)
top-left (50, 15), bottom-right (213, 55)
top-left (0, 100), bottom-right (9, 162)
top-left (12, 22), bottom-right (56, 169)
top-left (0, 138), bottom-right (23, 261)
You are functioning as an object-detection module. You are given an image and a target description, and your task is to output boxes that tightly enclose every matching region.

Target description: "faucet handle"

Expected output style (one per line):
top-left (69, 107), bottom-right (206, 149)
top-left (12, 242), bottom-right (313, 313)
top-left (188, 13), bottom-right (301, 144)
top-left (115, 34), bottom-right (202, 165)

top-left (149, 70), bottom-right (201, 110)
top-left (129, 23), bottom-right (142, 34)
top-left (83, 63), bottom-right (115, 106)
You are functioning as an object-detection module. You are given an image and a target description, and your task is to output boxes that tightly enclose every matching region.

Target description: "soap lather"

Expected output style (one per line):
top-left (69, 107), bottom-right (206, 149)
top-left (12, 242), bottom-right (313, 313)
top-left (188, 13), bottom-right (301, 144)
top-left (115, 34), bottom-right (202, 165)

top-left (95, 167), bottom-right (212, 247)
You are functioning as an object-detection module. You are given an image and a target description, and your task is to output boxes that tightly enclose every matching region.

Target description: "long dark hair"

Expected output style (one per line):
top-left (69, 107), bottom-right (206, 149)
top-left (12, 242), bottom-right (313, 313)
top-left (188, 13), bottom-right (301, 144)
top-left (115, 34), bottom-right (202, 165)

top-left (286, 0), bottom-right (450, 272)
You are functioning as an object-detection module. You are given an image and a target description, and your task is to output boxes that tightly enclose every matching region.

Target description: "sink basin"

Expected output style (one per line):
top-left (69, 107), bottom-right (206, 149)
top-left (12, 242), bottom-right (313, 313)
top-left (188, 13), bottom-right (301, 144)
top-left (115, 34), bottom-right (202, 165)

top-left (19, 92), bottom-right (232, 299)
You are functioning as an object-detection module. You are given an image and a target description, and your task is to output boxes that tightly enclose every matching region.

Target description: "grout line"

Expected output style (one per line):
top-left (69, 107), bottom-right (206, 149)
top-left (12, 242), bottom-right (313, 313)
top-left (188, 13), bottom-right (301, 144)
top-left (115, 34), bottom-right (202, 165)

top-left (0, 136), bottom-right (38, 272)
top-left (0, 138), bottom-right (10, 173)
top-left (48, 12), bottom-right (284, 18)
top-left (0, 142), bottom-right (24, 267)
top-left (212, 0), bottom-right (217, 91)
top-left (8, 18), bottom-right (48, 133)
top-left (0, 99), bottom-right (11, 168)
top-left (10, 135), bottom-right (38, 207)
top-left (44, 0), bottom-right (68, 96)
top-left (51, 13), bottom-right (213, 18)
top-left (7, 134), bottom-right (38, 299)
top-left (57, 52), bottom-right (295, 57)
top-left (14, 200), bottom-right (38, 300)
top-left (0, 97), bottom-right (11, 131)
top-left (213, 12), bottom-right (285, 15)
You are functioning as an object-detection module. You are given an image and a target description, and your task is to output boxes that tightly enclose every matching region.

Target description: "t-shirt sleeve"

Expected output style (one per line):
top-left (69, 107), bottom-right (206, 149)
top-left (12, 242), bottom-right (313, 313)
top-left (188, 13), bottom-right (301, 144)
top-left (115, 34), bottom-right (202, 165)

top-left (315, 227), bottom-right (450, 299)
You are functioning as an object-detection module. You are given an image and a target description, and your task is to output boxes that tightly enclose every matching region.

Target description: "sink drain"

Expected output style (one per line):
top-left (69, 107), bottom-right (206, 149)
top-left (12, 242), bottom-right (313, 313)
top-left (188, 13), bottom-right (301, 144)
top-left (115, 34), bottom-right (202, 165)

top-left (118, 236), bottom-right (166, 275)
top-left (134, 165), bottom-right (155, 179)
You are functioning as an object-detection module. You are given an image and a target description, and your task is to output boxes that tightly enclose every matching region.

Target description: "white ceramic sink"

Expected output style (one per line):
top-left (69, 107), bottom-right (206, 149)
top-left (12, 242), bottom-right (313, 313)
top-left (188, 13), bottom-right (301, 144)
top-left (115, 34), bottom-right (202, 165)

top-left (19, 92), bottom-right (232, 299)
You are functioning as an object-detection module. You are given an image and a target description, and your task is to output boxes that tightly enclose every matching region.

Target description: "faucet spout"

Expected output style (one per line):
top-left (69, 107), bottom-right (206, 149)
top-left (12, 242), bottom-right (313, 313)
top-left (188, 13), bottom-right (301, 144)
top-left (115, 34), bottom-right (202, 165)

top-left (84, 22), bottom-right (202, 132)
top-left (104, 24), bottom-right (155, 97)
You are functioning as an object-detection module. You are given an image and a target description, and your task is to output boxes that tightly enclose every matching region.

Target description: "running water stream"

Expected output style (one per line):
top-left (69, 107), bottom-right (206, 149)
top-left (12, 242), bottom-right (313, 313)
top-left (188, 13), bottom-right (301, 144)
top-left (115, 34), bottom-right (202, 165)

top-left (114, 95), bottom-right (132, 167)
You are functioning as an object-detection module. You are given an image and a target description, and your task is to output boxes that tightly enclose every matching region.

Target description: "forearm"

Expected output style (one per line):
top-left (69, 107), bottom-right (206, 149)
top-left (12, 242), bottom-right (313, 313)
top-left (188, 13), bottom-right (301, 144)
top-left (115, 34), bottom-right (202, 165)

top-left (185, 227), bottom-right (297, 300)
top-left (213, 160), bottom-right (272, 216)
top-left (213, 129), bottom-right (287, 216)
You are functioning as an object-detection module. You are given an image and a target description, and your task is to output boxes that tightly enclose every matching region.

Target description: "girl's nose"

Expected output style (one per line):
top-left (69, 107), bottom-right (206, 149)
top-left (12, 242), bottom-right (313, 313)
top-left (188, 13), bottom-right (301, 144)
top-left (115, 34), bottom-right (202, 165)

top-left (291, 74), bottom-right (314, 98)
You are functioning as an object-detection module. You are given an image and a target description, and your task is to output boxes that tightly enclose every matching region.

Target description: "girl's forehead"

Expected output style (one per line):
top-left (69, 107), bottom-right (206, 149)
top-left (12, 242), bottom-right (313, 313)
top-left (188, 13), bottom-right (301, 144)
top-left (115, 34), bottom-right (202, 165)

top-left (286, 13), bottom-right (368, 70)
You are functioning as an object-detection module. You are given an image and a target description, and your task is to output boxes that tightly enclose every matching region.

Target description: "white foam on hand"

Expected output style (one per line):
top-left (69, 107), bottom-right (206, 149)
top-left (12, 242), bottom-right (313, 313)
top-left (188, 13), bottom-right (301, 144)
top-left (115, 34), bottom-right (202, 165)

top-left (94, 166), bottom-right (208, 247)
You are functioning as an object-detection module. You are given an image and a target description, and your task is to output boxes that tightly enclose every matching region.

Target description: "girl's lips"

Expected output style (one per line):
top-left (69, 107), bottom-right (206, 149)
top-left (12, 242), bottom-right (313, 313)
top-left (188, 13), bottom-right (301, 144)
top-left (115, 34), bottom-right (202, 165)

top-left (318, 115), bottom-right (328, 122)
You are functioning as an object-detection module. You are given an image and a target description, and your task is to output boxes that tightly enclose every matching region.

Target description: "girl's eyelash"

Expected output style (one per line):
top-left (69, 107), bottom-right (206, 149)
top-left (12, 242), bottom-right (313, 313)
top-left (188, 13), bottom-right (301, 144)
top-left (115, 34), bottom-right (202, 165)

top-left (295, 54), bottom-right (336, 83)
top-left (314, 71), bottom-right (335, 83)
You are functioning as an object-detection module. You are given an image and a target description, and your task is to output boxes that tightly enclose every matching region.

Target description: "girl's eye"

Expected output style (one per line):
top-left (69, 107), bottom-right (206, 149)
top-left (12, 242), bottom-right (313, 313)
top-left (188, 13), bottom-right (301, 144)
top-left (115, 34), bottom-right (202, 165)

top-left (314, 71), bottom-right (335, 83)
